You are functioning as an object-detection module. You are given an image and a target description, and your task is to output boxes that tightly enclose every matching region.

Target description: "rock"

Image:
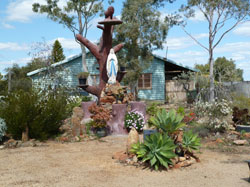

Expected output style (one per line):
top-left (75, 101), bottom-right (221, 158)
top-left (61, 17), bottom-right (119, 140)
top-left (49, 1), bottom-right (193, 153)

top-left (244, 133), bottom-right (250, 139)
top-left (0, 145), bottom-right (5, 149)
top-left (72, 107), bottom-right (84, 118)
top-left (233, 139), bottom-right (248, 145)
top-left (74, 136), bottom-right (80, 142)
top-left (178, 157), bottom-right (186, 162)
top-left (215, 138), bottom-right (223, 144)
top-left (112, 151), bottom-right (128, 162)
top-left (170, 158), bottom-right (178, 165)
top-left (132, 155), bottom-right (138, 163)
top-left (126, 128), bottom-right (139, 154)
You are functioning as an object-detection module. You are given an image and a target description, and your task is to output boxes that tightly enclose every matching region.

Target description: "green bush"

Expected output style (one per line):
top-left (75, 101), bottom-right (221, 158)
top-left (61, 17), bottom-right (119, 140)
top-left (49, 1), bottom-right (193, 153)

top-left (0, 89), bottom-right (69, 140)
top-left (182, 131), bottom-right (201, 153)
top-left (131, 133), bottom-right (176, 170)
top-left (149, 109), bottom-right (185, 135)
top-left (232, 94), bottom-right (250, 112)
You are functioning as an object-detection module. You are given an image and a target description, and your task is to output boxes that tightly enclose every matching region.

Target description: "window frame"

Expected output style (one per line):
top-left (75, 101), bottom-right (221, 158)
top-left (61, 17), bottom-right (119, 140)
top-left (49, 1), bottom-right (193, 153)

top-left (138, 73), bottom-right (152, 90)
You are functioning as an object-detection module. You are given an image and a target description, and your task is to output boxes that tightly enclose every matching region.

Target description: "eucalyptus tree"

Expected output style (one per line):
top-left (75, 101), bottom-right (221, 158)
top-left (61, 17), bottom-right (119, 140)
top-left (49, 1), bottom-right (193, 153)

top-left (114, 0), bottom-right (173, 97)
top-left (180, 0), bottom-right (250, 101)
top-left (32, 0), bottom-right (111, 84)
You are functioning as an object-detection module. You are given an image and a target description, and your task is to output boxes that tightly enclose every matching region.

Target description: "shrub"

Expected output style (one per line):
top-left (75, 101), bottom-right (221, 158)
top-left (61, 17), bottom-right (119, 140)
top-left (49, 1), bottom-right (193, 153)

top-left (232, 94), bottom-right (250, 112)
top-left (124, 111), bottom-right (145, 131)
top-left (182, 130), bottom-right (201, 153)
top-left (130, 133), bottom-right (176, 170)
top-left (149, 109), bottom-right (185, 135)
top-left (194, 99), bottom-right (232, 132)
top-left (0, 118), bottom-right (7, 141)
top-left (0, 89), bottom-right (69, 140)
top-left (88, 103), bottom-right (110, 128)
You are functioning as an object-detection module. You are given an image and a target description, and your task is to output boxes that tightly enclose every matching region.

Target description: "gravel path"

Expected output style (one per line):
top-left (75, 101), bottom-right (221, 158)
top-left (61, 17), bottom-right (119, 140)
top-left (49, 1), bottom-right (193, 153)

top-left (0, 136), bottom-right (249, 187)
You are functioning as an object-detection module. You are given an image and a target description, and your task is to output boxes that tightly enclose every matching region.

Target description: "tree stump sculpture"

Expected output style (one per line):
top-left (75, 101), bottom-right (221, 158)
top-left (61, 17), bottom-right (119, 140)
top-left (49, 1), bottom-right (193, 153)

top-left (77, 6), bottom-right (125, 101)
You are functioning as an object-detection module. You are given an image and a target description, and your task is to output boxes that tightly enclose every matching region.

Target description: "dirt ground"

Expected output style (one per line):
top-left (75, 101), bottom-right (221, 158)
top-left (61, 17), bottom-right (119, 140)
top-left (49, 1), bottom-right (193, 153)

top-left (0, 135), bottom-right (249, 187)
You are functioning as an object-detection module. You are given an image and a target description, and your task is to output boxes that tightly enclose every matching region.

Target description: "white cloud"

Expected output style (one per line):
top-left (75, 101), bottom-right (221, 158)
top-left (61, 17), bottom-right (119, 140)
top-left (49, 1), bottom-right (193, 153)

top-left (0, 42), bottom-right (29, 51)
top-left (165, 33), bottom-right (208, 50)
top-left (215, 42), bottom-right (250, 53)
top-left (1, 22), bottom-right (15, 29)
top-left (5, 0), bottom-right (67, 23)
top-left (233, 22), bottom-right (250, 36)
top-left (0, 57), bottom-right (31, 74)
top-left (51, 38), bottom-right (79, 50)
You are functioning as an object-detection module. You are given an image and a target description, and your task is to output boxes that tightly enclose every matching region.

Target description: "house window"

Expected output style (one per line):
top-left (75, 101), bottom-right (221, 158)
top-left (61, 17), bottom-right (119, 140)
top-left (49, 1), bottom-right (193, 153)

top-left (138, 73), bottom-right (152, 89)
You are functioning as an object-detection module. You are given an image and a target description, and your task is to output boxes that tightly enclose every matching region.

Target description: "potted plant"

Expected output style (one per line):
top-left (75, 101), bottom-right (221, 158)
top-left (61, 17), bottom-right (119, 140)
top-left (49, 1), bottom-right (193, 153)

top-left (120, 66), bottom-right (126, 72)
top-left (77, 72), bottom-right (89, 85)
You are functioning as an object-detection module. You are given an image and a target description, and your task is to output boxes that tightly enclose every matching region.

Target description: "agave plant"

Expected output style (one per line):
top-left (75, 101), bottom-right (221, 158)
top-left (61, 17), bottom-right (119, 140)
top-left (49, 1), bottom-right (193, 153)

top-left (130, 133), bottom-right (176, 170)
top-left (149, 109), bottom-right (185, 135)
top-left (182, 130), bottom-right (201, 153)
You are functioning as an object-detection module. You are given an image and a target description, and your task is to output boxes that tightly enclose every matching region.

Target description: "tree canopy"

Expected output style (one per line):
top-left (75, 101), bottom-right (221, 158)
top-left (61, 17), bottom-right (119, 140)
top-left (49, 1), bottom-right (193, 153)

top-left (32, 0), bottom-right (106, 78)
top-left (180, 0), bottom-right (250, 101)
top-left (114, 0), bottom-right (171, 93)
top-left (195, 57), bottom-right (243, 82)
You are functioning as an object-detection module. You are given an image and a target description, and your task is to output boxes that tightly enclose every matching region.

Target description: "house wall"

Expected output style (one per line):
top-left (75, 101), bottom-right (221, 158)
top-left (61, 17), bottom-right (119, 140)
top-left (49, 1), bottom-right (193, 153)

top-left (138, 58), bottom-right (165, 100)
top-left (31, 54), bottom-right (99, 90)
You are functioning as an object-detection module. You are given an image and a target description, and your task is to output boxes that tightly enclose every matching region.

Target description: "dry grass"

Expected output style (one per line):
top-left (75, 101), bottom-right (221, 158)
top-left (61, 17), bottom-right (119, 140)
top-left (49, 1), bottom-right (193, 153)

top-left (0, 135), bottom-right (249, 187)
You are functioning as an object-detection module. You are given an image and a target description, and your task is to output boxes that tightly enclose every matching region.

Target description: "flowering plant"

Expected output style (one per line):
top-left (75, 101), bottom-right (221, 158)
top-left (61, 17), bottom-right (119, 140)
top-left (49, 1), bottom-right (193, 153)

top-left (194, 99), bottom-right (232, 132)
top-left (124, 111), bottom-right (145, 131)
top-left (183, 112), bottom-right (196, 124)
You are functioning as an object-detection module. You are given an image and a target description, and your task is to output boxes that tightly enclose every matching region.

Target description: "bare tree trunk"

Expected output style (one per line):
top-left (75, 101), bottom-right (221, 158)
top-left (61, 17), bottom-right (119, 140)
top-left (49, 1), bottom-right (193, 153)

top-left (22, 125), bottom-right (29, 142)
top-left (209, 54), bottom-right (214, 102)
top-left (209, 10), bottom-right (214, 102)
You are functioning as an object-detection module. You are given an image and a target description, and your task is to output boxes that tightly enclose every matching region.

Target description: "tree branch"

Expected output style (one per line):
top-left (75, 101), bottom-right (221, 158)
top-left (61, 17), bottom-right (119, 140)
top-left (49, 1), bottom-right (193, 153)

top-left (76, 34), bottom-right (101, 60)
top-left (113, 43), bottom-right (124, 53)
top-left (213, 17), bottom-right (246, 49)
top-left (181, 26), bottom-right (209, 51)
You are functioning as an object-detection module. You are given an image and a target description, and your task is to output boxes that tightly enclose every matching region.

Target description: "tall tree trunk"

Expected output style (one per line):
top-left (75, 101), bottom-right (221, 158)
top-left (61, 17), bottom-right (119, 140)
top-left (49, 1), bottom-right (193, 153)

top-left (209, 10), bottom-right (214, 102)
top-left (209, 53), bottom-right (214, 102)
top-left (22, 125), bottom-right (29, 142)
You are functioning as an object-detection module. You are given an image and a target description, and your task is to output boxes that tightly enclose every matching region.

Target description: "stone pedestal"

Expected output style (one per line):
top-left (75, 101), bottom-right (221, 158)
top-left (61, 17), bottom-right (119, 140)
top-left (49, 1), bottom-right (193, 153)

top-left (130, 101), bottom-right (146, 119)
top-left (108, 104), bottom-right (127, 134)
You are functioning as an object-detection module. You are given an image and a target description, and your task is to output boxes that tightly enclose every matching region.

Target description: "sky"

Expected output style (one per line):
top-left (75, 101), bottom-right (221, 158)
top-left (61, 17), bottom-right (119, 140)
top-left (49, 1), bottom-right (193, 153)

top-left (0, 0), bottom-right (250, 80)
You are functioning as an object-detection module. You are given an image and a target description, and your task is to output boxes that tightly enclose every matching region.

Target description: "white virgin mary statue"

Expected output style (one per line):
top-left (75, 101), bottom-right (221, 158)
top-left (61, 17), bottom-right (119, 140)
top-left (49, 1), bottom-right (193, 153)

top-left (106, 48), bottom-right (118, 84)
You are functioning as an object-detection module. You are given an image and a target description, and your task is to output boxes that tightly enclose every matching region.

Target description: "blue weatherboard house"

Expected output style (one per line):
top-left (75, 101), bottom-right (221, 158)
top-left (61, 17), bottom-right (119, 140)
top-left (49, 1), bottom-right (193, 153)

top-left (27, 53), bottom-right (196, 101)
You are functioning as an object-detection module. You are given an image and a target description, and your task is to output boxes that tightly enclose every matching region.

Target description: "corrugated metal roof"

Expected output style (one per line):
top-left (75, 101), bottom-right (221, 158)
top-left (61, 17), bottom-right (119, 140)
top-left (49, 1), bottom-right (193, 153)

top-left (27, 53), bottom-right (198, 76)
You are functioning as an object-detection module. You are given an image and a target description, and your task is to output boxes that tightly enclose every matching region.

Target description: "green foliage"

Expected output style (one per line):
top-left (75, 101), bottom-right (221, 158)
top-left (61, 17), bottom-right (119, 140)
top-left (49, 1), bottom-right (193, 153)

top-left (180, 0), bottom-right (250, 101)
top-left (0, 89), bottom-right (69, 140)
top-left (232, 94), bottom-right (250, 112)
top-left (114, 0), bottom-right (169, 90)
top-left (51, 40), bottom-right (65, 63)
top-left (150, 109), bottom-right (185, 135)
top-left (77, 72), bottom-right (89, 78)
top-left (0, 118), bottom-right (7, 141)
top-left (82, 96), bottom-right (92, 102)
top-left (146, 102), bottom-right (160, 116)
top-left (124, 111), bottom-right (145, 131)
top-left (195, 57), bottom-right (243, 82)
top-left (182, 131), bottom-right (201, 153)
top-left (32, 0), bottom-right (105, 74)
top-left (131, 133), bottom-right (176, 170)
top-left (176, 106), bottom-right (185, 116)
